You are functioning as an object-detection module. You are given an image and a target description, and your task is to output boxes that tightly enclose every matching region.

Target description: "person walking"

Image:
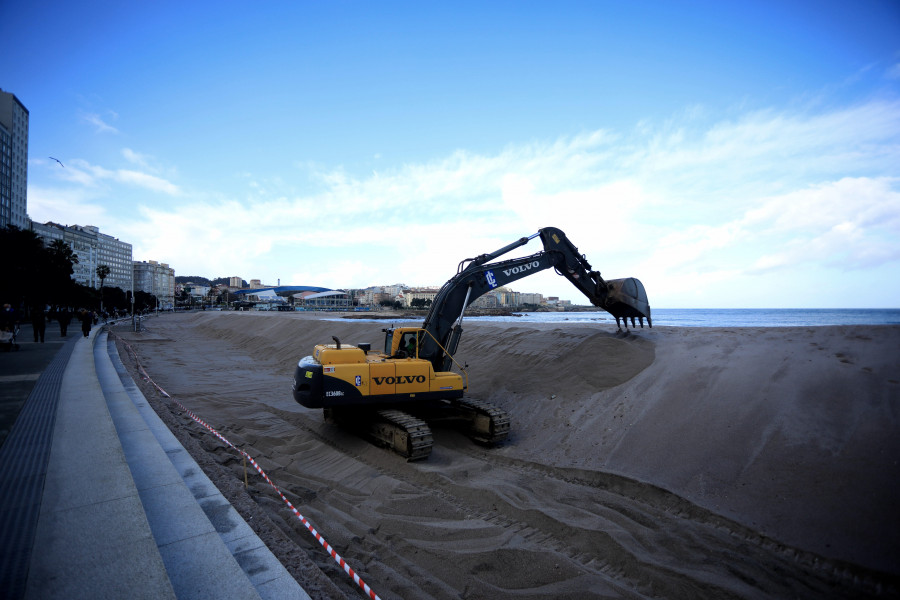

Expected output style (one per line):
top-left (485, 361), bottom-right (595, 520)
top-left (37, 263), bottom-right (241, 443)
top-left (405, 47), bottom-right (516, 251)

top-left (80, 309), bottom-right (93, 338)
top-left (58, 308), bottom-right (72, 337)
top-left (31, 305), bottom-right (46, 343)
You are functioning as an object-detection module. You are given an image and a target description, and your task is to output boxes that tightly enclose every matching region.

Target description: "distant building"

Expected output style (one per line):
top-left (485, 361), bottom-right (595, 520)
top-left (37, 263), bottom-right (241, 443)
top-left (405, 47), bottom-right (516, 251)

top-left (90, 226), bottom-right (133, 291)
top-left (228, 276), bottom-right (243, 288)
top-left (357, 284), bottom-right (408, 306)
top-left (296, 290), bottom-right (351, 310)
top-left (0, 89), bottom-right (29, 229)
top-left (495, 289), bottom-right (520, 307)
top-left (249, 278), bottom-right (262, 288)
top-left (520, 292), bottom-right (544, 306)
top-left (185, 284), bottom-right (210, 299)
top-left (134, 260), bottom-right (175, 309)
top-left (382, 284), bottom-right (406, 297)
top-left (31, 222), bottom-right (133, 291)
top-left (359, 291), bottom-right (394, 307)
top-left (402, 288), bottom-right (440, 308)
top-left (31, 221), bottom-right (96, 287)
top-left (471, 293), bottom-right (500, 309)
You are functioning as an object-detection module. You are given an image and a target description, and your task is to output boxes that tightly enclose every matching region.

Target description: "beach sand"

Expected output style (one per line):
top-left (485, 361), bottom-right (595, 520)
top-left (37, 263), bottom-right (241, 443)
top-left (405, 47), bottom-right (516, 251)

top-left (112, 312), bottom-right (900, 599)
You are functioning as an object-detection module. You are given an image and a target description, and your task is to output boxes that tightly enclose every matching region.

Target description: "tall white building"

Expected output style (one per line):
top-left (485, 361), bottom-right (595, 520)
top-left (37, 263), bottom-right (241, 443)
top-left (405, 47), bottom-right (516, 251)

top-left (0, 89), bottom-right (29, 229)
top-left (0, 121), bottom-right (11, 228)
top-left (134, 260), bottom-right (175, 309)
top-left (89, 226), bottom-right (133, 291)
top-left (31, 221), bottom-right (97, 286)
top-left (31, 222), bottom-right (133, 291)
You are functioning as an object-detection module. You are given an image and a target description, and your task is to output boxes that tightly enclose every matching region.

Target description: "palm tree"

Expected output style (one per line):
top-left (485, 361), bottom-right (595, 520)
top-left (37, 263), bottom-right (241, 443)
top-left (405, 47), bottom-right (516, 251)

top-left (49, 239), bottom-right (78, 271)
top-left (47, 239), bottom-right (78, 304)
top-left (96, 265), bottom-right (111, 312)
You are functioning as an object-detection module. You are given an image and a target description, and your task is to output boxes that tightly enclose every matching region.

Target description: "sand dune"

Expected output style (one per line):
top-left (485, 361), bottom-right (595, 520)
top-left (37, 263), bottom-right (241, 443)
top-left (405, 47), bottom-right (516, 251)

top-left (113, 312), bottom-right (900, 599)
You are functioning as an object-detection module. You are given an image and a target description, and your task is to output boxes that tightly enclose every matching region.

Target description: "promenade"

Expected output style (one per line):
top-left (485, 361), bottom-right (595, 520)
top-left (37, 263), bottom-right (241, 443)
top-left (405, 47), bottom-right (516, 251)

top-left (0, 320), bottom-right (310, 599)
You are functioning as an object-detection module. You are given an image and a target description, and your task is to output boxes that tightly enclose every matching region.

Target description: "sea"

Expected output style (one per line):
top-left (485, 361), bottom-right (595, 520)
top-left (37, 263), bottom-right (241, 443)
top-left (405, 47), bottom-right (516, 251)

top-left (336, 308), bottom-right (900, 328)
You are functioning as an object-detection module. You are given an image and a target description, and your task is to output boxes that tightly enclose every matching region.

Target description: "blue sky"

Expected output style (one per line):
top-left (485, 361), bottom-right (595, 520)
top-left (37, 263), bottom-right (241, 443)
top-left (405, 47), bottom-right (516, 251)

top-left (2, 1), bottom-right (898, 308)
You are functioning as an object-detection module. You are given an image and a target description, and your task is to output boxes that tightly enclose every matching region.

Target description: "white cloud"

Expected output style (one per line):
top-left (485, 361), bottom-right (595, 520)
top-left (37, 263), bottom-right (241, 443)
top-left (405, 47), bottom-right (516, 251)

top-left (115, 170), bottom-right (180, 195)
top-left (58, 159), bottom-right (180, 195)
top-left (81, 112), bottom-right (119, 134)
top-left (28, 186), bottom-right (108, 225)
top-left (122, 148), bottom-right (150, 168)
top-left (743, 177), bottom-right (900, 236)
top-left (740, 177), bottom-right (900, 272)
top-left (35, 95), bottom-right (900, 307)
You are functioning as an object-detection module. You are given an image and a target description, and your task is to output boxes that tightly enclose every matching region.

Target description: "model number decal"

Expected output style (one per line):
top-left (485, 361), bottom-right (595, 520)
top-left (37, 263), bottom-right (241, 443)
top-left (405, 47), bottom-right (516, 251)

top-left (373, 375), bottom-right (427, 385)
top-left (325, 390), bottom-right (344, 397)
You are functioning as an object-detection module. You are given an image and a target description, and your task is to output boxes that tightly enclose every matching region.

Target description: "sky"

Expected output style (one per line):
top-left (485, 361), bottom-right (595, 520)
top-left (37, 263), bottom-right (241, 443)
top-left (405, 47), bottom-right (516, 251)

top-left (2, 1), bottom-right (899, 308)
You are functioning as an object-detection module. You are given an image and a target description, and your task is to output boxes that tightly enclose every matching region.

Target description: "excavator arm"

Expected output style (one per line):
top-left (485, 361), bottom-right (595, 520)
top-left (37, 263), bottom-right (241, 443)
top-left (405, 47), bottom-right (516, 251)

top-left (418, 226), bottom-right (651, 372)
top-left (536, 227), bottom-right (651, 327)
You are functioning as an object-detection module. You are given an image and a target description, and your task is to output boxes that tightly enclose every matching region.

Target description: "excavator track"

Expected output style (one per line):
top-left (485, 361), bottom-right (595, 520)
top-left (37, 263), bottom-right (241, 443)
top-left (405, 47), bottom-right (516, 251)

top-left (448, 398), bottom-right (511, 445)
top-left (325, 407), bottom-right (434, 461)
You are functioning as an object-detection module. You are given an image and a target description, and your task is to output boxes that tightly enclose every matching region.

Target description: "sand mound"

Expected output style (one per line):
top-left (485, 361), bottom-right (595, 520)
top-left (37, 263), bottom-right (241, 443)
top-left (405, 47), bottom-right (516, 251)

top-left (114, 312), bottom-right (900, 598)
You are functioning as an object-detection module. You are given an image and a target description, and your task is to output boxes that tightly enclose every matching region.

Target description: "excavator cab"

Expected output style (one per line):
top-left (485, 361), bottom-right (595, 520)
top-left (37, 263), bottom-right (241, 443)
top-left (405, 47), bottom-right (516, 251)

top-left (382, 327), bottom-right (424, 358)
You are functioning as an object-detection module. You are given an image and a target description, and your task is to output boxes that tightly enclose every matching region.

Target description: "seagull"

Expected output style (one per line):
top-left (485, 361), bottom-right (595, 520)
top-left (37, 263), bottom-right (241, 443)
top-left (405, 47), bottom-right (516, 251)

top-left (49, 157), bottom-right (64, 167)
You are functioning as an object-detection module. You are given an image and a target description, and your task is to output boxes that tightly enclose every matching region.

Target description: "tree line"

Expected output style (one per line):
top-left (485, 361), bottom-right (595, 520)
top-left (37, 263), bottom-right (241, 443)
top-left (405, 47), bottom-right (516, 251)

top-left (0, 225), bottom-right (158, 315)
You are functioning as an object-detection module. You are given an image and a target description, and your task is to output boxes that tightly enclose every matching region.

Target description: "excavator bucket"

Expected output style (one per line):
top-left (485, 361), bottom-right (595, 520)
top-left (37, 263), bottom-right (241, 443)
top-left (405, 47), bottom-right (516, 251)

top-left (604, 277), bottom-right (652, 329)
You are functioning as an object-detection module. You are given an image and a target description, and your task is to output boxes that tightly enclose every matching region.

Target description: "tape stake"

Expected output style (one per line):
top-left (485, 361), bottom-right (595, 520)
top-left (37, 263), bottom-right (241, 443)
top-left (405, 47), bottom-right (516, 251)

top-left (115, 335), bottom-right (382, 600)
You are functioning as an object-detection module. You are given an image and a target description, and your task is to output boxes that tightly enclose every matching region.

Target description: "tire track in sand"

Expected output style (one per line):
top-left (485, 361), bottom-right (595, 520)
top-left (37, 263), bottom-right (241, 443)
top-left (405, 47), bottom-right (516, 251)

top-left (255, 404), bottom-right (883, 600)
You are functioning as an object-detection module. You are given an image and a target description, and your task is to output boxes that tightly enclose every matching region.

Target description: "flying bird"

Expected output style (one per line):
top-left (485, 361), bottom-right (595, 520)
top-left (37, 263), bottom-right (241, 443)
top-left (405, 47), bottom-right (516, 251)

top-left (49, 157), bottom-right (64, 167)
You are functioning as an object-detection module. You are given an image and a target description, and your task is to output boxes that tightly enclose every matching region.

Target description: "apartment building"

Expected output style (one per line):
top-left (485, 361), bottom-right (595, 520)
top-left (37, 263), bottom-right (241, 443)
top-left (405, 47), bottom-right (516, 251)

top-left (401, 288), bottom-right (440, 307)
top-left (31, 222), bottom-right (133, 291)
top-left (134, 260), bottom-right (175, 309)
top-left (91, 226), bottom-right (133, 291)
top-left (0, 89), bottom-right (29, 229)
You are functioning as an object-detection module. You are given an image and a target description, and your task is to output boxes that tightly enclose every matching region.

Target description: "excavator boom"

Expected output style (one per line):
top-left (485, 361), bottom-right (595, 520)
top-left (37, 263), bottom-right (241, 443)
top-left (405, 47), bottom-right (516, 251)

top-left (419, 226), bottom-right (651, 372)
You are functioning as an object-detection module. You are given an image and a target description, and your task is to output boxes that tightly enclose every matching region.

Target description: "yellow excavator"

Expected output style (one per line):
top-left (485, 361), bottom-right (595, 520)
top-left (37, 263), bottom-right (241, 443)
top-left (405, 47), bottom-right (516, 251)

top-left (292, 226), bottom-right (651, 460)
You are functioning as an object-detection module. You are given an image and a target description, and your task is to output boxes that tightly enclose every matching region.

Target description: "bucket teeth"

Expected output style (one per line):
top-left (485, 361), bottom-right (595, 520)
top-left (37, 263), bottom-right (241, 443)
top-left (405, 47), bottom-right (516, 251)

top-left (605, 277), bottom-right (651, 329)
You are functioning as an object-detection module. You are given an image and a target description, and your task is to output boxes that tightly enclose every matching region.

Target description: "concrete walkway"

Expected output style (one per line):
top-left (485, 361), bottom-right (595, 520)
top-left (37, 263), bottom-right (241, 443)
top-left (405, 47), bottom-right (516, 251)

top-left (0, 324), bottom-right (310, 600)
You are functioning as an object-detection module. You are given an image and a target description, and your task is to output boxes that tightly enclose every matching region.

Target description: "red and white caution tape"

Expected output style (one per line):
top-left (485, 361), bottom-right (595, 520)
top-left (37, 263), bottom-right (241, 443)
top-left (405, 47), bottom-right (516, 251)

top-left (118, 337), bottom-right (382, 600)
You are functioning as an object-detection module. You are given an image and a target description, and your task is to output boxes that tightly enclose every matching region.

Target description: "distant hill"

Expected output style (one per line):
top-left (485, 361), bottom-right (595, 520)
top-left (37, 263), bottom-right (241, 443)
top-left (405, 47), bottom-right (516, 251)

top-left (175, 276), bottom-right (248, 288)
